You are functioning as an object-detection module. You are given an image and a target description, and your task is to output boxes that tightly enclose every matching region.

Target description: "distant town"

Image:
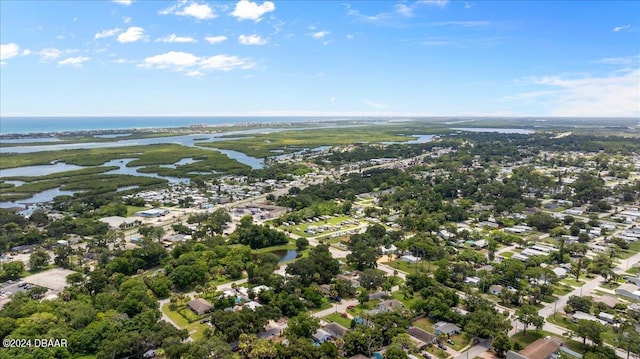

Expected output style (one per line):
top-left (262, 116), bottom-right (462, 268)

top-left (1, 120), bottom-right (640, 359)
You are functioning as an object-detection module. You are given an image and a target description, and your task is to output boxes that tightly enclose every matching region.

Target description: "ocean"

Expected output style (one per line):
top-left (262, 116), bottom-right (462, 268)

top-left (0, 116), bottom-right (353, 135)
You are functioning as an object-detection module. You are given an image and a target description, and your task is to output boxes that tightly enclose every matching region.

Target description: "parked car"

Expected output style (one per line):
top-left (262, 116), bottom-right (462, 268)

top-left (447, 339), bottom-right (455, 345)
top-left (347, 305), bottom-right (355, 309)
top-left (438, 343), bottom-right (447, 350)
top-left (421, 352), bottom-right (432, 358)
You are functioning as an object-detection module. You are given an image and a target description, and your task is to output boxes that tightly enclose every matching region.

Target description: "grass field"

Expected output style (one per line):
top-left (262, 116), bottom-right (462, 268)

top-left (161, 303), bottom-right (208, 341)
top-left (412, 317), bottom-right (436, 333)
top-left (324, 312), bottom-right (353, 328)
top-left (197, 126), bottom-right (423, 158)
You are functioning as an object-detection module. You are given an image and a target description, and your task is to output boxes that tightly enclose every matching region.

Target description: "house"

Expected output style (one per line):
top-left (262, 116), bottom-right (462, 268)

top-left (552, 267), bottom-right (568, 279)
top-left (349, 355), bottom-right (369, 359)
top-left (407, 326), bottom-right (437, 348)
top-left (616, 283), bottom-right (640, 300)
top-left (369, 291), bottom-right (388, 301)
top-left (624, 274), bottom-right (640, 286)
top-left (400, 255), bottom-right (420, 263)
top-left (594, 295), bottom-right (618, 308)
top-left (377, 244), bottom-right (397, 255)
top-left (434, 321), bottom-right (461, 336)
top-left (489, 284), bottom-right (504, 296)
top-left (506, 338), bottom-right (560, 359)
top-left (571, 311), bottom-right (606, 325)
top-left (143, 349), bottom-right (157, 359)
top-left (598, 312), bottom-right (616, 324)
top-left (187, 298), bottom-right (213, 315)
top-left (336, 274), bottom-right (361, 288)
top-left (244, 301), bottom-right (263, 311)
top-left (312, 328), bottom-right (332, 343)
top-left (472, 239), bottom-right (488, 248)
top-left (377, 299), bottom-right (404, 312)
top-left (464, 276), bottom-right (481, 286)
top-left (323, 322), bottom-right (348, 339)
top-left (136, 208), bottom-right (170, 217)
top-left (99, 216), bottom-right (141, 229)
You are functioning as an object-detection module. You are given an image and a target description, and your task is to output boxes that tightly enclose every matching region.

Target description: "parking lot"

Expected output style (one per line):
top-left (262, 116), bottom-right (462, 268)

top-left (23, 268), bottom-right (76, 292)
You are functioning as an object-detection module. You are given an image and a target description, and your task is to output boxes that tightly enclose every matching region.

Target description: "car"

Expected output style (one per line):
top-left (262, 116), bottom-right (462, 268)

top-left (421, 352), bottom-right (432, 359)
top-left (447, 339), bottom-right (455, 345)
top-left (347, 305), bottom-right (355, 309)
top-left (438, 343), bottom-right (447, 350)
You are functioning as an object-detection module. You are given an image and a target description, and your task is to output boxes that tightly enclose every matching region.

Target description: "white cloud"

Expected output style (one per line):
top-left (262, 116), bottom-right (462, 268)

top-left (160, 2), bottom-right (217, 20)
top-left (123, 17), bottom-right (132, 24)
top-left (140, 51), bottom-right (254, 74)
top-left (39, 48), bottom-right (63, 60)
top-left (346, 34), bottom-right (354, 39)
top-left (347, 9), bottom-right (392, 23)
top-left (512, 69), bottom-right (640, 117)
top-left (613, 24), bottom-right (631, 32)
top-left (1, 43), bottom-right (20, 60)
top-left (141, 51), bottom-right (200, 69)
top-left (597, 55), bottom-right (640, 65)
top-left (238, 34), bottom-right (268, 45)
top-left (111, 58), bottom-right (134, 64)
top-left (205, 35), bottom-right (228, 44)
top-left (418, 0), bottom-right (449, 7)
top-left (186, 70), bottom-right (204, 78)
top-left (231, 0), bottom-right (275, 22)
top-left (311, 31), bottom-right (330, 39)
top-left (363, 99), bottom-right (391, 109)
top-left (58, 56), bottom-right (90, 66)
top-left (156, 34), bottom-right (197, 43)
top-left (95, 27), bottom-right (121, 39)
top-left (200, 55), bottom-right (255, 70)
top-left (117, 27), bottom-right (147, 43)
top-left (113, 0), bottom-right (131, 6)
top-left (21, 49), bottom-right (32, 56)
top-left (465, 2), bottom-right (473, 9)
top-left (395, 4), bottom-right (414, 17)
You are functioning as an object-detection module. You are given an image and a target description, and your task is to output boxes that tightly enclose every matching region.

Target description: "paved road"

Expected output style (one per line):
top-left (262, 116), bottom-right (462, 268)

top-left (455, 339), bottom-right (492, 359)
top-left (312, 299), bottom-right (359, 319)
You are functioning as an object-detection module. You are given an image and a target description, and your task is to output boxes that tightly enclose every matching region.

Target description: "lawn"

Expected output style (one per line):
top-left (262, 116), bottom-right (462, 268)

top-left (390, 259), bottom-right (434, 275)
top-left (412, 317), bottom-right (436, 333)
top-left (511, 331), bottom-right (545, 348)
top-left (310, 301), bottom-right (333, 314)
top-left (627, 267), bottom-right (640, 275)
top-left (161, 303), bottom-right (209, 341)
top-left (423, 345), bottom-right (449, 359)
top-left (501, 252), bottom-right (514, 258)
top-left (325, 312), bottom-right (353, 328)
top-left (390, 290), bottom-right (419, 309)
top-left (561, 278), bottom-right (584, 288)
top-left (553, 283), bottom-right (575, 296)
top-left (127, 205), bottom-right (148, 216)
top-left (446, 333), bottom-right (472, 351)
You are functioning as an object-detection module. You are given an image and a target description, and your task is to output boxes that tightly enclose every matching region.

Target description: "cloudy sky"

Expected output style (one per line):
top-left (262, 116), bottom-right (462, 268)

top-left (1, 0), bottom-right (638, 117)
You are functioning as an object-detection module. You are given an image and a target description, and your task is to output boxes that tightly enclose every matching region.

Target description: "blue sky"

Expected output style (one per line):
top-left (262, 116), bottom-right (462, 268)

top-left (1, 0), bottom-right (638, 117)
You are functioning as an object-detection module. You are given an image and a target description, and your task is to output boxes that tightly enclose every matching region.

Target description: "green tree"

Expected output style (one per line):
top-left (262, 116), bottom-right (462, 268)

top-left (28, 249), bottom-right (50, 272)
top-left (575, 319), bottom-right (605, 346)
top-left (295, 237), bottom-right (309, 251)
top-left (284, 312), bottom-right (320, 339)
top-left (492, 332), bottom-right (511, 358)
top-left (515, 304), bottom-right (544, 334)
top-left (2, 261), bottom-right (24, 280)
